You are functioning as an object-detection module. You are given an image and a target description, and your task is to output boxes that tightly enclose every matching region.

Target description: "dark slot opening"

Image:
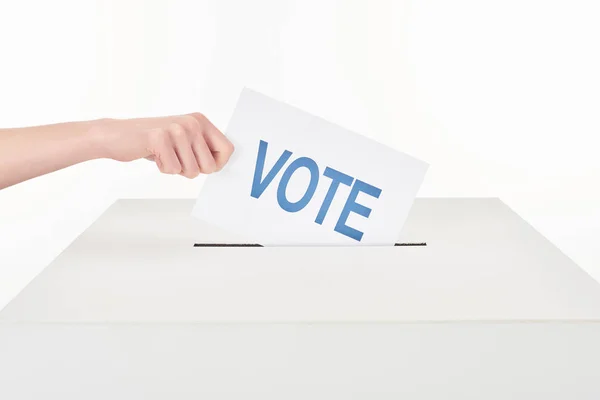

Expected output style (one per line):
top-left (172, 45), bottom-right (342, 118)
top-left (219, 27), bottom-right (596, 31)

top-left (193, 242), bottom-right (427, 247)
top-left (193, 243), bottom-right (263, 247)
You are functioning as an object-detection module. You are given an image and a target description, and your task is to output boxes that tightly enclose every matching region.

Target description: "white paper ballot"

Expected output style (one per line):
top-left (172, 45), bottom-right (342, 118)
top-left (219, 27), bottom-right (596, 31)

top-left (192, 89), bottom-right (428, 246)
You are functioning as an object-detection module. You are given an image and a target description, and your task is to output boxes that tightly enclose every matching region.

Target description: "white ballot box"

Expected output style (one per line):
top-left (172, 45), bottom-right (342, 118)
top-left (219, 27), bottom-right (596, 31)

top-left (1, 198), bottom-right (600, 399)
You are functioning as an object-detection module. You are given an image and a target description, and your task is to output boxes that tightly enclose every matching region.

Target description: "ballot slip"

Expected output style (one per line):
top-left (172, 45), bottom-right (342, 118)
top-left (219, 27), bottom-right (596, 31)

top-left (192, 88), bottom-right (428, 246)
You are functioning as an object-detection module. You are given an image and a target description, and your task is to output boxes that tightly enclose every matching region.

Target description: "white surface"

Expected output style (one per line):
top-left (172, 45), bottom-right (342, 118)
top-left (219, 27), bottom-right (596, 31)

top-left (2, 199), bottom-right (600, 398)
top-left (2, 323), bottom-right (600, 399)
top-left (1, 0), bottom-right (600, 310)
top-left (2, 198), bottom-right (600, 322)
top-left (193, 89), bottom-right (428, 246)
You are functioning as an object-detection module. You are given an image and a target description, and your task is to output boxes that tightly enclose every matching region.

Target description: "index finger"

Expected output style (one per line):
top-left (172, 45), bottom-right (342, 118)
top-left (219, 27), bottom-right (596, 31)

top-left (203, 125), bottom-right (235, 171)
top-left (188, 113), bottom-right (235, 170)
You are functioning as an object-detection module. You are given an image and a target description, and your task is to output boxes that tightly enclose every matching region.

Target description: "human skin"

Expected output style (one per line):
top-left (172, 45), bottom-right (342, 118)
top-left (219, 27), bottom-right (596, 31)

top-left (0, 113), bottom-right (234, 190)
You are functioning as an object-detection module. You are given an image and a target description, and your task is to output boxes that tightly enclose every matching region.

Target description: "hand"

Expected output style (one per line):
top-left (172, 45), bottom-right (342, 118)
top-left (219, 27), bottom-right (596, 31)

top-left (0, 113), bottom-right (233, 190)
top-left (96, 113), bottom-right (234, 178)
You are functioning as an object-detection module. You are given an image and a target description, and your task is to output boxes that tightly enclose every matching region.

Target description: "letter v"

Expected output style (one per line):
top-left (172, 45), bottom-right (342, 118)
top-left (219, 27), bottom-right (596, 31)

top-left (250, 140), bottom-right (293, 199)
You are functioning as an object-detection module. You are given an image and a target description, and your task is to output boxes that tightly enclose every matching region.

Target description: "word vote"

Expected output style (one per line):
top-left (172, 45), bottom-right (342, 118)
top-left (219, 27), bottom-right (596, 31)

top-left (250, 140), bottom-right (382, 241)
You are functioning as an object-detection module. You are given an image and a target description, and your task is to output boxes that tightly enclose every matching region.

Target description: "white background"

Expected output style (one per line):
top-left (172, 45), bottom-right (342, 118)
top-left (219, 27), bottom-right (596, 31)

top-left (0, 0), bottom-right (599, 310)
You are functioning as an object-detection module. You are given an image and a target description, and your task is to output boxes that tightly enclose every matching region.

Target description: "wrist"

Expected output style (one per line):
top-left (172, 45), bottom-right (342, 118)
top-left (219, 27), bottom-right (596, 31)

top-left (85, 118), bottom-right (119, 160)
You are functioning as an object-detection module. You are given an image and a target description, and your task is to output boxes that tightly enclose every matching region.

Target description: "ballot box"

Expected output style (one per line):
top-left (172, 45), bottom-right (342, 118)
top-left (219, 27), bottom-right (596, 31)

top-left (1, 198), bottom-right (600, 399)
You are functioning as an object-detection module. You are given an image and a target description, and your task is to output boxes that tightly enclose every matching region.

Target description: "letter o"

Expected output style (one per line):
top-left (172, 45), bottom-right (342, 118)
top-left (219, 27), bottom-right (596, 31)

top-left (277, 157), bottom-right (320, 212)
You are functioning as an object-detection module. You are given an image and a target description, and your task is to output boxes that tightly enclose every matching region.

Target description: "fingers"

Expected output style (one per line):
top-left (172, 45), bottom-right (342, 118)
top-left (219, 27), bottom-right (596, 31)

top-left (148, 113), bottom-right (233, 179)
top-left (191, 134), bottom-right (217, 174)
top-left (154, 142), bottom-right (181, 175)
top-left (168, 123), bottom-right (201, 178)
top-left (205, 125), bottom-right (235, 171)
top-left (190, 113), bottom-right (235, 171)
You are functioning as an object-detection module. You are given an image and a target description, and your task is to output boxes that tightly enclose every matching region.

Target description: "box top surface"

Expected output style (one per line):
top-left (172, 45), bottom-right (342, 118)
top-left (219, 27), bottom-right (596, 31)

top-left (2, 198), bottom-right (600, 323)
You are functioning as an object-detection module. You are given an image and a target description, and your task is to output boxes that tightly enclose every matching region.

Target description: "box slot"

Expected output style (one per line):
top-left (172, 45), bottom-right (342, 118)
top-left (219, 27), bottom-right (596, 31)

top-left (193, 242), bottom-right (427, 247)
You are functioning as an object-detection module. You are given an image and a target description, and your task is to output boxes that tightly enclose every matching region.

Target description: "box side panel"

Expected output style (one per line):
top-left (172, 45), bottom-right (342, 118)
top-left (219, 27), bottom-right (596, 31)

top-left (1, 322), bottom-right (599, 399)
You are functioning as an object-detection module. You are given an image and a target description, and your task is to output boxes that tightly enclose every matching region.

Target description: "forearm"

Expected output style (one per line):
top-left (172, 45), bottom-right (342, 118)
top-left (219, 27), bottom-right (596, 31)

top-left (0, 121), bottom-right (106, 190)
top-left (0, 113), bottom-right (233, 190)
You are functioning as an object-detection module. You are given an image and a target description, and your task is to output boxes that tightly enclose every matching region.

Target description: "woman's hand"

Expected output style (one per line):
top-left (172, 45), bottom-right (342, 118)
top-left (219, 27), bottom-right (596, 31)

top-left (95, 113), bottom-right (234, 178)
top-left (0, 113), bottom-right (234, 190)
